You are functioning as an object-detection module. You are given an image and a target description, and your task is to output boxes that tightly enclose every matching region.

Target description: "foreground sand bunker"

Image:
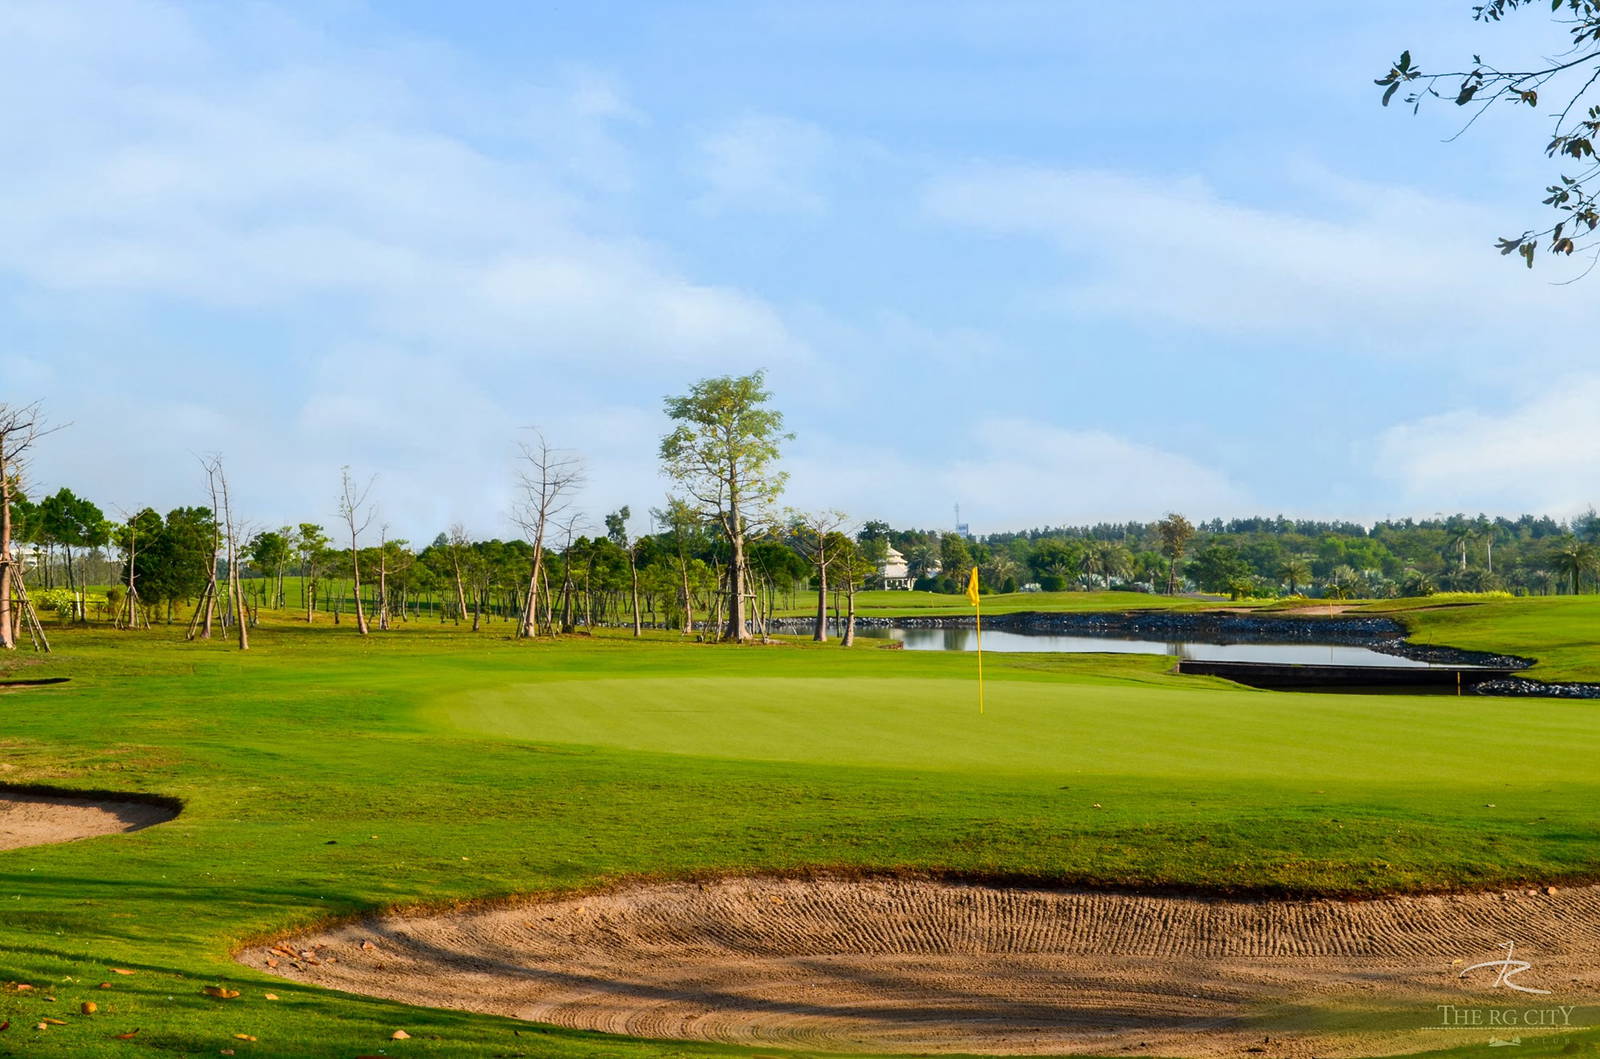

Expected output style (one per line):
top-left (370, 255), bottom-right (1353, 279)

top-left (0, 789), bottom-right (177, 850)
top-left (242, 876), bottom-right (1600, 1056)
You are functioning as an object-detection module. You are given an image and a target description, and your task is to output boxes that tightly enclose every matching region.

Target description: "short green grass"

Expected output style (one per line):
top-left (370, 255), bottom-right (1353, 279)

top-left (2, 598), bottom-right (1599, 1057)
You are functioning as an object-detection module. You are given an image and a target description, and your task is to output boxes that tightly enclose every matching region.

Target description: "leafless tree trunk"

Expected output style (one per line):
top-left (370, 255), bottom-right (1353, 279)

top-left (448, 523), bottom-right (469, 625)
top-left (628, 545), bottom-right (642, 637)
top-left (789, 510), bottom-right (846, 643)
top-left (214, 458), bottom-right (249, 651)
top-left (376, 524), bottom-right (391, 632)
top-left (338, 467), bottom-right (376, 636)
top-left (0, 403), bottom-right (53, 650)
top-left (513, 432), bottom-right (583, 639)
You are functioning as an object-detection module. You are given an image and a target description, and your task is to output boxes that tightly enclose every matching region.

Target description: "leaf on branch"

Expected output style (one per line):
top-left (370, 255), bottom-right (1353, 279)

top-left (1521, 242), bottom-right (1537, 267)
top-left (1383, 82), bottom-right (1399, 106)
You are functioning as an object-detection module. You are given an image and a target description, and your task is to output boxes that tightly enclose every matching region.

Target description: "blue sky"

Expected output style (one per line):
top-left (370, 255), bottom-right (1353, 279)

top-left (2, 1), bottom-right (1593, 541)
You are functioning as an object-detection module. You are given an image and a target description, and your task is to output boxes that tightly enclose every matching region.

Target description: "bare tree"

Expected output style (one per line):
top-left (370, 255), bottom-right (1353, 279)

top-left (338, 467), bottom-right (377, 636)
top-left (512, 432), bottom-right (583, 639)
top-left (555, 513), bottom-right (586, 633)
top-left (214, 458), bottom-right (249, 651)
top-left (186, 455), bottom-right (226, 641)
top-left (788, 509), bottom-right (848, 642)
top-left (0, 402), bottom-right (56, 649)
top-left (447, 523), bottom-right (470, 625)
top-left (376, 524), bottom-right (392, 632)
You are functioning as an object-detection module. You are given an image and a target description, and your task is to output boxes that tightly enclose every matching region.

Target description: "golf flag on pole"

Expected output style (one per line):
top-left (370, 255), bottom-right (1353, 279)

top-left (966, 567), bottom-right (983, 714)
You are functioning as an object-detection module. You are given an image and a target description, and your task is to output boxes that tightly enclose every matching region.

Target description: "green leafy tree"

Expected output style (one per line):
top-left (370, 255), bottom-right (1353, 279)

top-left (1375, 2), bottom-right (1600, 267)
top-left (37, 487), bottom-right (107, 617)
top-left (660, 371), bottom-right (791, 641)
top-left (1027, 537), bottom-right (1081, 591)
top-left (1154, 513), bottom-right (1196, 595)
top-left (1185, 543), bottom-right (1251, 595)
top-left (248, 528), bottom-right (292, 609)
top-left (294, 524), bottom-right (331, 622)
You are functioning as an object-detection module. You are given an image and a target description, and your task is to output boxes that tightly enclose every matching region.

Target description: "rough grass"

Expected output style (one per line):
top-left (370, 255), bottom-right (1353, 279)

top-left (1, 606), bottom-right (1599, 1056)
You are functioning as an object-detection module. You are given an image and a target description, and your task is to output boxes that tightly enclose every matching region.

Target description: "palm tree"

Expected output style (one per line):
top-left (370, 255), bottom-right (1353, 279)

top-left (981, 554), bottom-right (1021, 593)
top-left (906, 541), bottom-right (941, 581)
top-left (1277, 556), bottom-right (1312, 596)
top-left (1083, 541), bottom-right (1133, 589)
top-left (1324, 564), bottom-right (1361, 601)
top-left (1400, 568), bottom-right (1436, 597)
top-left (1104, 542), bottom-right (1133, 588)
top-left (1448, 527), bottom-right (1476, 572)
top-left (1551, 536), bottom-right (1595, 595)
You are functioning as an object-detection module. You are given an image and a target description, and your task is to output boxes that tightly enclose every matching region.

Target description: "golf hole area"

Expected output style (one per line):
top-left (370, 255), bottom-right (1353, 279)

top-left (241, 875), bottom-right (1600, 1056)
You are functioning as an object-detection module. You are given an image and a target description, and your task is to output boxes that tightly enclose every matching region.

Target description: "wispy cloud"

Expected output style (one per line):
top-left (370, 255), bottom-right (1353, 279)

top-left (921, 163), bottom-right (1584, 360)
top-left (689, 113), bottom-right (833, 214)
top-left (781, 417), bottom-right (1248, 531)
top-left (1375, 376), bottom-right (1600, 516)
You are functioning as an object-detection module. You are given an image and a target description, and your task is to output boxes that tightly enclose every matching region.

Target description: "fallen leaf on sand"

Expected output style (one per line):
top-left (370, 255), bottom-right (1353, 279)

top-left (360, 940), bottom-right (376, 951)
top-left (203, 987), bottom-right (241, 1000)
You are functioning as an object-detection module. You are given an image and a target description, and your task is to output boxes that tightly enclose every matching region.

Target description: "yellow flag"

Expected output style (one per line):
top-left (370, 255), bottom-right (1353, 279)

top-left (965, 566), bottom-right (980, 606)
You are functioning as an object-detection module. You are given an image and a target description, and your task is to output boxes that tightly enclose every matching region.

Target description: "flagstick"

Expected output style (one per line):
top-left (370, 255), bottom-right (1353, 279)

top-left (975, 598), bottom-right (984, 714)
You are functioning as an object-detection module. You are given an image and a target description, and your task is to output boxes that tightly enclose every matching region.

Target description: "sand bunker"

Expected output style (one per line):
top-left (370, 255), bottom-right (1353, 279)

top-left (0, 789), bottom-right (177, 850)
top-left (241, 876), bottom-right (1600, 1055)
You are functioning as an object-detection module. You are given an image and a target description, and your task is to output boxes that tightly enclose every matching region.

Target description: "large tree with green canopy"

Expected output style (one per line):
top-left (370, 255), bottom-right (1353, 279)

top-left (659, 371), bottom-right (790, 642)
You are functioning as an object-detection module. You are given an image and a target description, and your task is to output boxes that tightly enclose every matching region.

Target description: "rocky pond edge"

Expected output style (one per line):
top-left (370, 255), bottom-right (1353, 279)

top-left (769, 610), bottom-right (1600, 699)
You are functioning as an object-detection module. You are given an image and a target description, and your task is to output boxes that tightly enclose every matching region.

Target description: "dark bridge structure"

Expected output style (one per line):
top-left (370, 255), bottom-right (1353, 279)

top-left (1175, 658), bottom-right (1521, 692)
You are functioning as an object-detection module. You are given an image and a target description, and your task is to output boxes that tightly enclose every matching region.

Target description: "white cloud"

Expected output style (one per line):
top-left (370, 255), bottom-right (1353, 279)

top-left (922, 163), bottom-right (1585, 358)
top-left (690, 113), bottom-right (833, 213)
top-left (0, 1), bottom-right (804, 370)
top-left (780, 417), bottom-right (1248, 531)
top-left (0, 0), bottom-right (814, 538)
top-left (1375, 376), bottom-right (1600, 516)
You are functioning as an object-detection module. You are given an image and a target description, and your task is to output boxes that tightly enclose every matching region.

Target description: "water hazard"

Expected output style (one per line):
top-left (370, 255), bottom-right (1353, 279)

top-left (853, 626), bottom-right (1445, 668)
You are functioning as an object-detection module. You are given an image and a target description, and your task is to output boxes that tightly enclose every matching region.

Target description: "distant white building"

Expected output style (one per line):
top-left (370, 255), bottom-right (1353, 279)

top-left (10, 544), bottom-right (45, 570)
top-left (878, 545), bottom-right (916, 591)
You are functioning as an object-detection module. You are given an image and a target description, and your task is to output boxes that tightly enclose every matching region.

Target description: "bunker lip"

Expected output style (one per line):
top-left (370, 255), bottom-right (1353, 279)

top-left (0, 785), bottom-right (181, 851)
top-left (240, 874), bottom-right (1600, 1057)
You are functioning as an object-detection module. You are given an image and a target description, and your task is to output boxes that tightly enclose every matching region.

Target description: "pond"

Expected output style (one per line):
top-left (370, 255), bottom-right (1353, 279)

top-left (852, 626), bottom-right (1448, 668)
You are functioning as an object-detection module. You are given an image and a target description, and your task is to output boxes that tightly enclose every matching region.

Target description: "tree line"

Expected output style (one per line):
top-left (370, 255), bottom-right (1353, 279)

top-left (5, 378), bottom-right (1600, 651)
top-left (872, 511), bottom-right (1600, 600)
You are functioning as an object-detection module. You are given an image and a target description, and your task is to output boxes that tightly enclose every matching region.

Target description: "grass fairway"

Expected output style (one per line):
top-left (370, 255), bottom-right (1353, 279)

top-left (1, 610), bottom-right (1599, 1057)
